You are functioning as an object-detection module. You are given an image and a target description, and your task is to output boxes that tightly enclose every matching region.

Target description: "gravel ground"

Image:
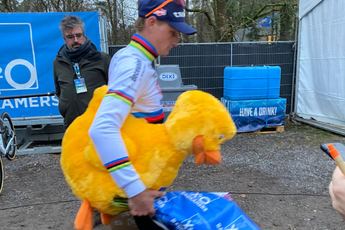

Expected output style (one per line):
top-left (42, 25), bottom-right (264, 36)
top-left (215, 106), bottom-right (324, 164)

top-left (0, 120), bottom-right (344, 230)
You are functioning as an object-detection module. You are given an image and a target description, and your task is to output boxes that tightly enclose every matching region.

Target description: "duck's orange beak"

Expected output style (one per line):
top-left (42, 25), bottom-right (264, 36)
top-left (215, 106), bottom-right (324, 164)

top-left (193, 135), bottom-right (221, 166)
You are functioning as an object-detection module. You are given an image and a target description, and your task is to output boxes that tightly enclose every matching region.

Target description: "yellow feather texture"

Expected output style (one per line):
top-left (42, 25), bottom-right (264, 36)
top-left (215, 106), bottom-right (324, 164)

top-left (60, 85), bottom-right (236, 215)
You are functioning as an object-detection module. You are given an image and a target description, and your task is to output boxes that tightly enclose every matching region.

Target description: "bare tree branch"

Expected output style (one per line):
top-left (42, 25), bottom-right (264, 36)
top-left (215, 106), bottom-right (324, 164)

top-left (185, 7), bottom-right (219, 36)
top-left (218, 3), bottom-right (297, 42)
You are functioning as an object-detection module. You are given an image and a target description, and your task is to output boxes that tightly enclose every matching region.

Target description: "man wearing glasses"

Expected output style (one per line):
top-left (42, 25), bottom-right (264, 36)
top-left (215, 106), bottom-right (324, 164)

top-left (53, 14), bottom-right (111, 129)
top-left (89, 0), bottom-right (196, 229)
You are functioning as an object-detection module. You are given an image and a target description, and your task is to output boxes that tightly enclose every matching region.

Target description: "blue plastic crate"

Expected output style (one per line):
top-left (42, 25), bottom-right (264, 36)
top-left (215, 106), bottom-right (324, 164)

top-left (224, 66), bottom-right (281, 100)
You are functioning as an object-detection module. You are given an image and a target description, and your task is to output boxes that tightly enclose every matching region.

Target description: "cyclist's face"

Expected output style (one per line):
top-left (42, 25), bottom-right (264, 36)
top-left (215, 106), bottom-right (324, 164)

top-left (152, 20), bottom-right (179, 56)
top-left (63, 26), bottom-right (86, 51)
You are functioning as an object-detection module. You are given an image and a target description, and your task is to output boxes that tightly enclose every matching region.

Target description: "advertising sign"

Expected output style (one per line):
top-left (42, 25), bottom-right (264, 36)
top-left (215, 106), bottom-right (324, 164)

top-left (0, 12), bottom-right (101, 118)
top-left (222, 97), bottom-right (286, 133)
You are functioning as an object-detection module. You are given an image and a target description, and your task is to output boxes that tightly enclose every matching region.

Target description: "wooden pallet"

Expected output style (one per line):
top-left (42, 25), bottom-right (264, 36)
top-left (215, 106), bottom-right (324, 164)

top-left (252, 125), bottom-right (284, 134)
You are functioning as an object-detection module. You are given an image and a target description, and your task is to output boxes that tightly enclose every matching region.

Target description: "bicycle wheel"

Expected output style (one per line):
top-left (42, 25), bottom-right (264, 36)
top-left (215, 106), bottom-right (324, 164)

top-left (0, 157), bottom-right (3, 195)
top-left (0, 112), bottom-right (17, 160)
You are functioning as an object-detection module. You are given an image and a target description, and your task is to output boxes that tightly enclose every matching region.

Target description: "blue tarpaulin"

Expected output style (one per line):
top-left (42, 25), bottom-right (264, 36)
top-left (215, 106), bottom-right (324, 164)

top-left (257, 14), bottom-right (277, 27)
top-left (0, 12), bottom-right (101, 118)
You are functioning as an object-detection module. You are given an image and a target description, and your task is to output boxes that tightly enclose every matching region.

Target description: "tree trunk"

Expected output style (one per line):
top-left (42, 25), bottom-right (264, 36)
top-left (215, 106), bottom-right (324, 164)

top-left (104, 0), bottom-right (117, 45)
top-left (182, 0), bottom-right (190, 43)
top-left (204, 0), bottom-right (220, 40)
top-left (66, 0), bottom-right (71, 11)
top-left (279, 4), bottom-right (294, 41)
top-left (112, 0), bottom-right (118, 44)
top-left (215, 0), bottom-right (227, 42)
top-left (2, 0), bottom-right (10, 12)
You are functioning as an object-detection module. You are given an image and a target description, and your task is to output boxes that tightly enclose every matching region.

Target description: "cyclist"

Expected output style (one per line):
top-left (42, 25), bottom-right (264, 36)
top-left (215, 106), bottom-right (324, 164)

top-left (89, 0), bottom-right (196, 228)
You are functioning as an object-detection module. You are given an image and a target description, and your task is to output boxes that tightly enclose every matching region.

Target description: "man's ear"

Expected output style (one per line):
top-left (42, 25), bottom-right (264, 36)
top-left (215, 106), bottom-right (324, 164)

top-left (145, 16), bottom-right (158, 31)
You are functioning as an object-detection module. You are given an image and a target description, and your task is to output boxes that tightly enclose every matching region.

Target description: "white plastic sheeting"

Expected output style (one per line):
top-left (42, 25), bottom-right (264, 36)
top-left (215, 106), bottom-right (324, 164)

top-left (298, 0), bottom-right (323, 19)
top-left (296, 0), bottom-right (345, 126)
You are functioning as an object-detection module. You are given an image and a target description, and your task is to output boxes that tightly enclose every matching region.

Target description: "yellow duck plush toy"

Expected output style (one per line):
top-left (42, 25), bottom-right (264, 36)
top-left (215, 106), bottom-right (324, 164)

top-left (60, 85), bottom-right (236, 230)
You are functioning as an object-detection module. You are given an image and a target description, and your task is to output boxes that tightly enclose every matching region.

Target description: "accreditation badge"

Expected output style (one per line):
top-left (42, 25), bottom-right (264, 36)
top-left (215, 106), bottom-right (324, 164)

top-left (74, 78), bottom-right (87, 94)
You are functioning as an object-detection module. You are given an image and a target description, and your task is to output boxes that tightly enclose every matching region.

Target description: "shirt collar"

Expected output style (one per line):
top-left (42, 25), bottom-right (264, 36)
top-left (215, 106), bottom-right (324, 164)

top-left (129, 34), bottom-right (158, 62)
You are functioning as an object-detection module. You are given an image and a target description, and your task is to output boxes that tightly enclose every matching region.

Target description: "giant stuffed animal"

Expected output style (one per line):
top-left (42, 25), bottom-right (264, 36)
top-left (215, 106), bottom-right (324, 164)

top-left (60, 85), bottom-right (236, 230)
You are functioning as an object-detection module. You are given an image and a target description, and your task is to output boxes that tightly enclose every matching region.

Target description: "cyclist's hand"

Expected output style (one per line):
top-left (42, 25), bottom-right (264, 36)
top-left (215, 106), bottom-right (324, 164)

top-left (128, 189), bottom-right (165, 217)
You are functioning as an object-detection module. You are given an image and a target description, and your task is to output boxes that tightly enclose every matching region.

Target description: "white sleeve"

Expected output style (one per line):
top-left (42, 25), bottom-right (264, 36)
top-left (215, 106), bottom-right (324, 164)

top-left (89, 55), bottom-right (148, 198)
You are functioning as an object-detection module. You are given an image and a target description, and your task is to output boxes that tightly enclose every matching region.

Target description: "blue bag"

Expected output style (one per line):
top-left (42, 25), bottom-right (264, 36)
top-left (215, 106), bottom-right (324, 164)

top-left (154, 191), bottom-right (260, 230)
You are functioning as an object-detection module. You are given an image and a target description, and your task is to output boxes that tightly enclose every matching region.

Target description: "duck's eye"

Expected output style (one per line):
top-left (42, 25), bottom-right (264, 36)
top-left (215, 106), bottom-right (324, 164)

top-left (219, 134), bottom-right (225, 140)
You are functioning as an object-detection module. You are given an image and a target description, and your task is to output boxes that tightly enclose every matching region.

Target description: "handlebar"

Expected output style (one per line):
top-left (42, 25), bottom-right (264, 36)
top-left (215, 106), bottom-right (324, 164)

top-left (0, 91), bottom-right (57, 100)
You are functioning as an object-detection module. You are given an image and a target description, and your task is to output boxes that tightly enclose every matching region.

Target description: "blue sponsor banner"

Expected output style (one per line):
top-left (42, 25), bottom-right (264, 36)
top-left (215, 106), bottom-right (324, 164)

top-left (221, 97), bottom-right (286, 133)
top-left (0, 12), bottom-right (101, 118)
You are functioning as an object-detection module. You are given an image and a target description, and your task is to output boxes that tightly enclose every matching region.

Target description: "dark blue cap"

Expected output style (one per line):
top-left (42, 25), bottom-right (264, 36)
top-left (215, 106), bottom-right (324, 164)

top-left (138, 0), bottom-right (197, 35)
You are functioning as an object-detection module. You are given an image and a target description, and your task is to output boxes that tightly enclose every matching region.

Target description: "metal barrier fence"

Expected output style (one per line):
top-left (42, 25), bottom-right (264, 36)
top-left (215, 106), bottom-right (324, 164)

top-left (109, 41), bottom-right (295, 114)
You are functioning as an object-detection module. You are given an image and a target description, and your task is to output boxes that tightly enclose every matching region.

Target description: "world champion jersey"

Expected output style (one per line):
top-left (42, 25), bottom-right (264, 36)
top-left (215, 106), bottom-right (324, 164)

top-left (89, 34), bottom-right (163, 198)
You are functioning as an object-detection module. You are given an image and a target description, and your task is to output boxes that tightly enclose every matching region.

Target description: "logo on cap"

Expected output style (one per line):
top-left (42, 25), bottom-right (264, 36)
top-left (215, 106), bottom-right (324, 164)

top-left (153, 8), bottom-right (167, 16)
top-left (173, 12), bottom-right (185, 18)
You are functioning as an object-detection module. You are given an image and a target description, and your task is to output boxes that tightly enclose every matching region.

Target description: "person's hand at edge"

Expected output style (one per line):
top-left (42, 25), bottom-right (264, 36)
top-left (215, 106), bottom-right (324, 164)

top-left (329, 166), bottom-right (345, 220)
top-left (128, 189), bottom-right (166, 217)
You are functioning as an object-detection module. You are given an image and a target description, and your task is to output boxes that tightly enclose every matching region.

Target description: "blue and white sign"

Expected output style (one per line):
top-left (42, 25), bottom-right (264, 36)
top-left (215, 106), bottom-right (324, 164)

top-left (0, 12), bottom-right (101, 118)
top-left (221, 97), bottom-right (286, 133)
top-left (160, 72), bottom-right (178, 81)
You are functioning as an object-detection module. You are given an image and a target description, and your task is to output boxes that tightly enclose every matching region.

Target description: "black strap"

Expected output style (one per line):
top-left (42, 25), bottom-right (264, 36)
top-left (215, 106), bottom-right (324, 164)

top-left (133, 216), bottom-right (166, 230)
top-left (150, 118), bottom-right (164, 124)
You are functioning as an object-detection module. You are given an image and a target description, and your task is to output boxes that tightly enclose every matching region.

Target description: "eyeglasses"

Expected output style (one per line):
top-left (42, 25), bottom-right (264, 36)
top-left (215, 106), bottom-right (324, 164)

top-left (65, 33), bottom-right (84, 40)
top-left (145, 0), bottom-right (184, 17)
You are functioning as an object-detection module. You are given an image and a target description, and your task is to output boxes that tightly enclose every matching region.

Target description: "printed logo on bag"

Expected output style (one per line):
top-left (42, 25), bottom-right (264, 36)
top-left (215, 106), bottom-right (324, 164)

top-left (153, 8), bottom-right (167, 16)
top-left (173, 11), bottom-right (185, 18)
top-left (159, 72), bottom-right (177, 81)
top-left (154, 191), bottom-right (260, 230)
top-left (181, 191), bottom-right (220, 212)
top-left (171, 217), bottom-right (196, 230)
top-left (182, 220), bottom-right (194, 229)
top-left (156, 195), bottom-right (178, 208)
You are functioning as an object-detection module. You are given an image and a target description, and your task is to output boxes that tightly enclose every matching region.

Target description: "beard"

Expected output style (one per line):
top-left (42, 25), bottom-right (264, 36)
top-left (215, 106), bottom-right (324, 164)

top-left (69, 42), bottom-right (82, 51)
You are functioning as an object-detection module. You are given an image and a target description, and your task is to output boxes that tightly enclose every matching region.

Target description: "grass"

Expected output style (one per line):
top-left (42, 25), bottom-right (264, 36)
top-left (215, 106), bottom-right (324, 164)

top-left (284, 119), bottom-right (345, 146)
top-left (285, 119), bottom-right (330, 135)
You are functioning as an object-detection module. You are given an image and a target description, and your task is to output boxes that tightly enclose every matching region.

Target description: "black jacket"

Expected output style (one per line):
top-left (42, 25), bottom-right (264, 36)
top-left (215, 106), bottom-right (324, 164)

top-left (53, 44), bottom-right (111, 128)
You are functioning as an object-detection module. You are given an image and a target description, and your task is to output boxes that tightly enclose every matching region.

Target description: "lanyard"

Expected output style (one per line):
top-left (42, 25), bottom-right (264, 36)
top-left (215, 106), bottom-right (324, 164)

top-left (73, 62), bottom-right (81, 79)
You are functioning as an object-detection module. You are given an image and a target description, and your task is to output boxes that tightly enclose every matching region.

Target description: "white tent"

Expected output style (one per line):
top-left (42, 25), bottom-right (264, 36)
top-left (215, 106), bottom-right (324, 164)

top-left (295, 0), bottom-right (345, 131)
